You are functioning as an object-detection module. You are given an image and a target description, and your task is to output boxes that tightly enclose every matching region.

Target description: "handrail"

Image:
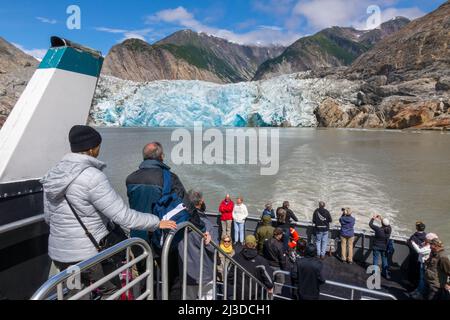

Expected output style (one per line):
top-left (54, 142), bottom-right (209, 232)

top-left (272, 270), bottom-right (397, 300)
top-left (161, 221), bottom-right (271, 300)
top-left (0, 214), bottom-right (45, 235)
top-left (31, 238), bottom-right (153, 300)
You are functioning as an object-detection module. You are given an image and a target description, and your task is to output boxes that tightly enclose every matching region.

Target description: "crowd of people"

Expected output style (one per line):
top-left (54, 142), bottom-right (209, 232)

top-left (40, 125), bottom-right (449, 301)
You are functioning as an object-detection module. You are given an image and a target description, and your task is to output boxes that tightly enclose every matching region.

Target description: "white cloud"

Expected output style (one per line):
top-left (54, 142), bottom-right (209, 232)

top-left (95, 27), bottom-right (153, 42)
top-left (293, 0), bottom-right (425, 31)
top-left (36, 16), bottom-right (57, 24)
top-left (146, 6), bottom-right (300, 46)
top-left (12, 43), bottom-right (46, 61)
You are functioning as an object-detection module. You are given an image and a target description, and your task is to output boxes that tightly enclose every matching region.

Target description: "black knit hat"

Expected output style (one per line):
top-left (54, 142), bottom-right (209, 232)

top-left (69, 125), bottom-right (102, 153)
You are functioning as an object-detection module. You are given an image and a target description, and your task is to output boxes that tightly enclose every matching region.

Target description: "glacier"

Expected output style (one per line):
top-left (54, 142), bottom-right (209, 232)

top-left (91, 73), bottom-right (362, 127)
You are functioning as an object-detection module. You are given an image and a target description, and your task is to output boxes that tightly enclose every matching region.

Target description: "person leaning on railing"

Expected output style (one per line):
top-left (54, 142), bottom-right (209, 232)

top-left (40, 125), bottom-right (176, 299)
top-left (177, 190), bottom-right (219, 300)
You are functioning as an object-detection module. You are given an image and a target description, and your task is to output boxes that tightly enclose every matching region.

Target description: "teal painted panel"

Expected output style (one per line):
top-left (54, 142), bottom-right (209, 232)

top-left (39, 47), bottom-right (104, 78)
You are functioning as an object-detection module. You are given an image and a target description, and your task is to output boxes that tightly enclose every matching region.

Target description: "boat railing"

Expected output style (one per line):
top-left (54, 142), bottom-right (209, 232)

top-left (161, 221), bottom-right (272, 300)
top-left (31, 237), bottom-right (154, 300)
top-left (271, 270), bottom-right (397, 300)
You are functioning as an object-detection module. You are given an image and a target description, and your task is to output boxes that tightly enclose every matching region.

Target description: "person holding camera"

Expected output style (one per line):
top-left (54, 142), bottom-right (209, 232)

top-left (369, 214), bottom-right (392, 279)
top-left (339, 208), bottom-right (355, 264)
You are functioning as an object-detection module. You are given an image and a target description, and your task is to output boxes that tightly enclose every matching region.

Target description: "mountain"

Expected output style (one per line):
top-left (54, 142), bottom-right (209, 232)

top-left (253, 17), bottom-right (410, 81)
top-left (349, 2), bottom-right (450, 81)
top-left (0, 37), bottom-right (38, 127)
top-left (316, 2), bottom-right (450, 130)
top-left (101, 30), bottom-right (285, 83)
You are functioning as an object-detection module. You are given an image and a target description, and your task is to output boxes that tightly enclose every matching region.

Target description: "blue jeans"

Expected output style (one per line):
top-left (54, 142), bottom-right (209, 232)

top-left (417, 263), bottom-right (426, 295)
top-left (234, 221), bottom-right (245, 243)
top-left (315, 231), bottom-right (329, 257)
top-left (373, 249), bottom-right (389, 275)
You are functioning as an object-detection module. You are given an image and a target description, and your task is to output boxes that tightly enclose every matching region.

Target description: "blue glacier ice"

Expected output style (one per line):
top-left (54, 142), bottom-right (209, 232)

top-left (91, 73), bottom-right (362, 127)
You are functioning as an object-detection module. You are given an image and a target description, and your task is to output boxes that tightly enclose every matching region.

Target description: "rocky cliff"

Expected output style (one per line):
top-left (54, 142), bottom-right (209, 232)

top-left (313, 2), bottom-right (450, 130)
top-left (0, 37), bottom-right (38, 128)
top-left (102, 30), bottom-right (285, 83)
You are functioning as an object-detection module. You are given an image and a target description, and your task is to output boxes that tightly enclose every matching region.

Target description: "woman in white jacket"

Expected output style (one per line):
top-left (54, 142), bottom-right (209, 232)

top-left (408, 232), bottom-right (438, 300)
top-left (232, 197), bottom-right (248, 245)
top-left (41, 125), bottom-right (176, 297)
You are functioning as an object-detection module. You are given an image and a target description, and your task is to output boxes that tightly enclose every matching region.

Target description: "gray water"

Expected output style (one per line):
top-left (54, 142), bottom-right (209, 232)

top-left (98, 127), bottom-right (450, 244)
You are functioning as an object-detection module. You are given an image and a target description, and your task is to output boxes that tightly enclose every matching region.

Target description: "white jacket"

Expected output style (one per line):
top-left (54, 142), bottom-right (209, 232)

top-left (232, 204), bottom-right (249, 223)
top-left (41, 153), bottom-right (160, 263)
top-left (412, 241), bottom-right (431, 264)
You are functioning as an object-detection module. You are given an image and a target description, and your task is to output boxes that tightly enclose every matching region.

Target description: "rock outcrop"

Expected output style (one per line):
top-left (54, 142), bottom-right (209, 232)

top-left (0, 37), bottom-right (38, 128)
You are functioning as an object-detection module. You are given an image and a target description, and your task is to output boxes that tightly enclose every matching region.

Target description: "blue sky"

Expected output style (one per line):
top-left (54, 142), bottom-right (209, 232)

top-left (0, 0), bottom-right (446, 60)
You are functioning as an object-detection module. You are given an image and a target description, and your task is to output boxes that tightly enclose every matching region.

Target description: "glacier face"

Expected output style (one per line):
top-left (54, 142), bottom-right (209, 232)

top-left (91, 73), bottom-right (362, 127)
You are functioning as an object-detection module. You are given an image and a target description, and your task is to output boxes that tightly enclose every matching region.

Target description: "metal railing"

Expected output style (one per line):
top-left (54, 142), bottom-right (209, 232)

top-left (271, 270), bottom-right (397, 300)
top-left (161, 221), bottom-right (272, 300)
top-left (31, 238), bottom-right (154, 300)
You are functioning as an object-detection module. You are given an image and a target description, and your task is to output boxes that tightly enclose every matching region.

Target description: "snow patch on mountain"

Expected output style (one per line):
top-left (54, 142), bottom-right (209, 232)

top-left (91, 73), bottom-right (362, 127)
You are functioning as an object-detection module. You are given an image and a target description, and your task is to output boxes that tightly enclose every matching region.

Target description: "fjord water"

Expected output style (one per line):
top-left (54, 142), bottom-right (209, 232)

top-left (98, 127), bottom-right (450, 243)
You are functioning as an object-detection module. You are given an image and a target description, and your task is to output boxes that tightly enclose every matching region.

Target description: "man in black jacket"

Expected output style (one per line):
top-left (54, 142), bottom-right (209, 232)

top-left (263, 228), bottom-right (287, 270)
top-left (263, 228), bottom-right (287, 295)
top-left (369, 215), bottom-right (392, 279)
top-left (277, 201), bottom-right (299, 224)
top-left (227, 235), bottom-right (274, 300)
top-left (291, 243), bottom-right (325, 300)
top-left (312, 201), bottom-right (333, 259)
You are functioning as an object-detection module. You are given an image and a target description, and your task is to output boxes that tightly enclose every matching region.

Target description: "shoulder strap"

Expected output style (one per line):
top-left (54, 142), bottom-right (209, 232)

top-left (64, 167), bottom-right (102, 252)
top-left (65, 195), bottom-right (102, 252)
top-left (162, 169), bottom-right (172, 196)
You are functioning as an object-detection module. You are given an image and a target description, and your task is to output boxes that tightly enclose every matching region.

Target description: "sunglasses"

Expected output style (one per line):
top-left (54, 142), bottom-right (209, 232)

top-left (223, 240), bottom-right (231, 243)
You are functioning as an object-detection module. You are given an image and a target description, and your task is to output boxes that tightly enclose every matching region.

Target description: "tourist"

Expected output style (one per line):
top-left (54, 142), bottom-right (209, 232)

top-left (263, 228), bottom-right (287, 270)
top-left (126, 141), bottom-right (189, 243)
top-left (232, 197), bottom-right (249, 245)
top-left (261, 202), bottom-right (275, 219)
top-left (219, 194), bottom-right (234, 239)
top-left (339, 208), bottom-right (356, 264)
top-left (217, 235), bottom-right (235, 282)
top-left (425, 238), bottom-right (450, 300)
top-left (263, 228), bottom-right (287, 295)
top-left (408, 232), bottom-right (438, 300)
top-left (126, 141), bottom-right (190, 298)
top-left (276, 208), bottom-right (291, 251)
top-left (277, 201), bottom-right (299, 224)
top-left (41, 125), bottom-right (176, 298)
top-left (369, 214), bottom-right (392, 279)
top-left (312, 201), bottom-right (333, 259)
top-left (227, 235), bottom-right (274, 300)
top-left (178, 190), bottom-right (219, 300)
top-left (255, 215), bottom-right (275, 255)
top-left (407, 221), bottom-right (427, 288)
top-left (288, 227), bottom-right (300, 250)
top-left (291, 243), bottom-right (326, 300)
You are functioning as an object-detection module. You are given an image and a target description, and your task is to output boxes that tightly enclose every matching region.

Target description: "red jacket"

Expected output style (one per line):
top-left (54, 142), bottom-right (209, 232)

top-left (288, 227), bottom-right (300, 249)
top-left (219, 200), bottom-right (234, 221)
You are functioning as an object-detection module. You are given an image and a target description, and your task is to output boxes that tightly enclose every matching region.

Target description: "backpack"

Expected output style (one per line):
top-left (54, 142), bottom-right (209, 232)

top-left (151, 169), bottom-right (190, 250)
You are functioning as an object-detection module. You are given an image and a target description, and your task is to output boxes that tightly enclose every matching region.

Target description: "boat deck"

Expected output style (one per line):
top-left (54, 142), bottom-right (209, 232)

top-left (319, 254), bottom-right (411, 300)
